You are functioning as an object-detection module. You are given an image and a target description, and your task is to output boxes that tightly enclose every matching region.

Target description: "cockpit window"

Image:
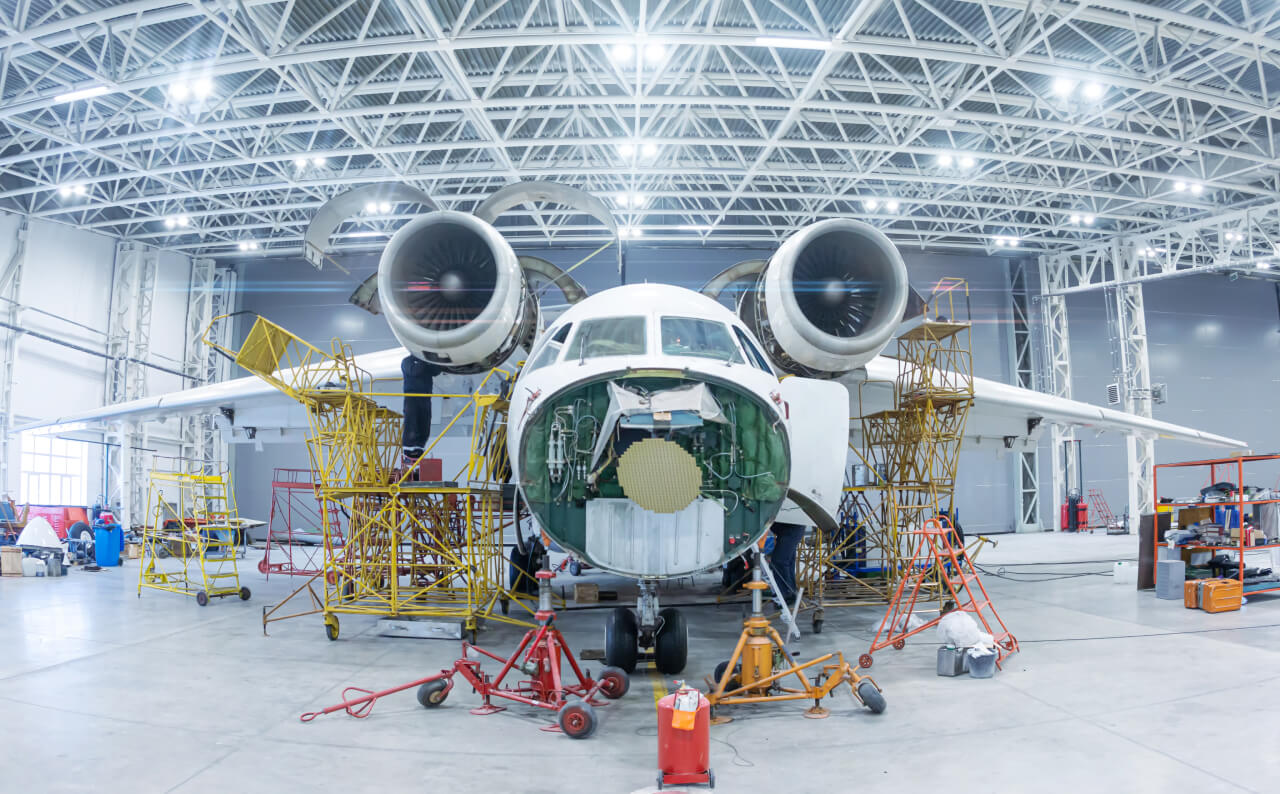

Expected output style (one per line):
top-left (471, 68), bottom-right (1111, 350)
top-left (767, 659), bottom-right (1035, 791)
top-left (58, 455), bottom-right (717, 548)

top-left (565, 316), bottom-right (647, 360)
top-left (734, 327), bottom-right (774, 374)
top-left (525, 322), bottom-right (572, 374)
top-left (661, 317), bottom-right (744, 363)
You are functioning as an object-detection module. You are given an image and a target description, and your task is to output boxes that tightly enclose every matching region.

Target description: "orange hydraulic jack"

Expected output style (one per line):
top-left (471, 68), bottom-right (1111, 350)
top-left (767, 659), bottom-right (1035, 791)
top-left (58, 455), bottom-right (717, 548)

top-left (706, 552), bottom-right (886, 723)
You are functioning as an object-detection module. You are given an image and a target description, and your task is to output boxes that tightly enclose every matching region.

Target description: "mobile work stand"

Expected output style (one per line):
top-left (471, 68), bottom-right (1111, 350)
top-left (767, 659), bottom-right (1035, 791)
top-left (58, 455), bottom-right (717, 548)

top-left (138, 456), bottom-right (249, 606)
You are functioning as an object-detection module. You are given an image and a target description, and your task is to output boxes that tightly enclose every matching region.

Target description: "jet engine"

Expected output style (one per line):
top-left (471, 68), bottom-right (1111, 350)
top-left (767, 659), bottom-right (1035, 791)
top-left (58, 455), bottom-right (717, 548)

top-left (740, 218), bottom-right (910, 376)
top-left (377, 210), bottom-right (538, 373)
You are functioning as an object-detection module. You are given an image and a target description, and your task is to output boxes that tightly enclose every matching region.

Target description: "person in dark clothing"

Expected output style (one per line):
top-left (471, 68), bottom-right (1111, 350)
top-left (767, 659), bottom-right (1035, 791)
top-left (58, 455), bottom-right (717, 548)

top-left (401, 355), bottom-right (443, 466)
top-left (768, 522), bottom-right (806, 605)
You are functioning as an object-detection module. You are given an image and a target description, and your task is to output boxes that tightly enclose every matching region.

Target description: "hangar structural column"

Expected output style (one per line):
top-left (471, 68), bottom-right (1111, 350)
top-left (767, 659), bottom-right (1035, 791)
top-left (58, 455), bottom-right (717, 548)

top-left (1106, 239), bottom-right (1155, 523)
top-left (1008, 260), bottom-right (1041, 531)
top-left (104, 242), bottom-right (159, 528)
top-left (0, 219), bottom-right (28, 496)
top-left (1036, 253), bottom-right (1077, 531)
top-left (180, 259), bottom-right (236, 473)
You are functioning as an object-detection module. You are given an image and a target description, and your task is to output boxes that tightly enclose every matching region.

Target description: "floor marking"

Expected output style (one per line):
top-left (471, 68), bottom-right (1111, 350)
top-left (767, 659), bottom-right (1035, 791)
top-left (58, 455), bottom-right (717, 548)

top-left (648, 667), bottom-right (668, 707)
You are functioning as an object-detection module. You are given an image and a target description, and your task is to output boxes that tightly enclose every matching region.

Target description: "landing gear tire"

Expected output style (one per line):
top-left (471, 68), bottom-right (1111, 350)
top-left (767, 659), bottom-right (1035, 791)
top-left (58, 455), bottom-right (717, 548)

top-left (857, 681), bottom-right (887, 714)
top-left (604, 607), bottom-right (638, 674)
top-left (597, 665), bottom-right (630, 699)
top-left (557, 700), bottom-right (597, 739)
top-left (654, 607), bottom-right (688, 675)
top-left (417, 680), bottom-right (449, 708)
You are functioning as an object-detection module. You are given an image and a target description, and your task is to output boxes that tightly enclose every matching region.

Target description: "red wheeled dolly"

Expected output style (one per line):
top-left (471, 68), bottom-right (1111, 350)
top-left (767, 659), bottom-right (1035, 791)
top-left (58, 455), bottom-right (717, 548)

top-left (300, 562), bottom-right (629, 738)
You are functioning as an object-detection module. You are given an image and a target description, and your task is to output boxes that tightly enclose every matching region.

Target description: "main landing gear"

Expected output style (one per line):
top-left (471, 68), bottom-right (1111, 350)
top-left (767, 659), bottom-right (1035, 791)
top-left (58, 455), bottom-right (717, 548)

top-left (604, 580), bottom-right (687, 675)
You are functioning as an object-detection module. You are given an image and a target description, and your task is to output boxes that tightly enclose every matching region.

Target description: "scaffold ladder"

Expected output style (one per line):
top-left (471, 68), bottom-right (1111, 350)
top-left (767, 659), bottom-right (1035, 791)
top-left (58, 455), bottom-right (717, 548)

top-left (859, 516), bottom-right (1017, 670)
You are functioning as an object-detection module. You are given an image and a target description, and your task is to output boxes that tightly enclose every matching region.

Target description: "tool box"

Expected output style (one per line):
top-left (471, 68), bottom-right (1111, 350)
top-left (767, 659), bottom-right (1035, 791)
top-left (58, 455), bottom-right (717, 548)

top-left (1183, 579), bottom-right (1206, 609)
top-left (1200, 578), bottom-right (1243, 614)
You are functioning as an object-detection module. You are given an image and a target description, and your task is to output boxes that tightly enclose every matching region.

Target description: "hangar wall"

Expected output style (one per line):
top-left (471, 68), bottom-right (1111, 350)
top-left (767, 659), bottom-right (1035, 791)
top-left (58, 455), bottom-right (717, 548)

top-left (0, 211), bottom-right (193, 503)
top-left (1061, 274), bottom-right (1279, 512)
top-left (230, 245), bottom-right (1021, 536)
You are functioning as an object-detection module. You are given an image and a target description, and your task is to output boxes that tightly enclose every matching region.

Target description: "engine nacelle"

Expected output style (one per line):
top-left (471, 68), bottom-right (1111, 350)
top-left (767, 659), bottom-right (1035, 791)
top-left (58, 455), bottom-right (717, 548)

top-left (378, 210), bottom-right (537, 373)
top-left (741, 218), bottom-right (909, 376)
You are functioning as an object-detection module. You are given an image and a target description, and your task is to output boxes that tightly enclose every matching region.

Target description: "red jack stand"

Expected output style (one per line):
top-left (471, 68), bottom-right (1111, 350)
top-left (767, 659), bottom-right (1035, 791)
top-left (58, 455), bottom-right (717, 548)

top-left (300, 561), bottom-right (630, 738)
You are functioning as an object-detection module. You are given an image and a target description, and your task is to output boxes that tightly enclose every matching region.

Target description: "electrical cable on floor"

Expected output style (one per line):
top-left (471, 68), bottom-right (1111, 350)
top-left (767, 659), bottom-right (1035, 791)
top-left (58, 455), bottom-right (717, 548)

top-left (1020, 622), bottom-right (1280, 644)
top-left (975, 563), bottom-right (1114, 582)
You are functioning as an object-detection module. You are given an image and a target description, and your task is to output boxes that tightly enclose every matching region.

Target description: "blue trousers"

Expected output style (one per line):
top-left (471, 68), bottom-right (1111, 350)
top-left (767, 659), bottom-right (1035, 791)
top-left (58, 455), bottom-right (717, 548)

top-left (769, 522), bottom-right (805, 604)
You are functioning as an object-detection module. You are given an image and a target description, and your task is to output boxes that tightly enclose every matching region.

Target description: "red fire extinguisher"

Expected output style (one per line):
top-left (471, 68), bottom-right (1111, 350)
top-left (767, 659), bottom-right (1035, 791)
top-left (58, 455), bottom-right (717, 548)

top-left (656, 684), bottom-right (714, 790)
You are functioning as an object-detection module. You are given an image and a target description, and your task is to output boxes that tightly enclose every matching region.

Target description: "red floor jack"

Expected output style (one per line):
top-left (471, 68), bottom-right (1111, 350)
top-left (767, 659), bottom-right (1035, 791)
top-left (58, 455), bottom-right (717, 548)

top-left (300, 561), bottom-right (630, 738)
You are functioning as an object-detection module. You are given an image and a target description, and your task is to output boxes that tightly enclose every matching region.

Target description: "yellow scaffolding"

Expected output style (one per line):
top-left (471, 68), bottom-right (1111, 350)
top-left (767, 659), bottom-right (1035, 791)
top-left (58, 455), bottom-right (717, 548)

top-left (215, 316), bottom-right (535, 640)
top-left (801, 279), bottom-right (975, 624)
top-left (138, 456), bottom-right (248, 605)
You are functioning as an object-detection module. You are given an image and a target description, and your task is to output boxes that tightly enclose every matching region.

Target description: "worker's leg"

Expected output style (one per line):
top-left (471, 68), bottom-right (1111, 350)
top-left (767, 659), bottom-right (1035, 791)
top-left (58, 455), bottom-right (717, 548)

top-left (401, 396), bottom-right (431, 463)
top-left (768, 522), bottom-right (805, 604)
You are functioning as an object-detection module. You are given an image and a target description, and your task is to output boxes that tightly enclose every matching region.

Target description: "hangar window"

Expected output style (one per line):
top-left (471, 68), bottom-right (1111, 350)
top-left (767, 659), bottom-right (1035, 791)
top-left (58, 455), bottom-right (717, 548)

top-left (20, 433), bottom-right (88, 506)
top-left (565, 316), bottom-right (647, 360)
top-left (661, 317), bottom-right (743, 363)
top-left (526, 323), bottom-right (572, 373)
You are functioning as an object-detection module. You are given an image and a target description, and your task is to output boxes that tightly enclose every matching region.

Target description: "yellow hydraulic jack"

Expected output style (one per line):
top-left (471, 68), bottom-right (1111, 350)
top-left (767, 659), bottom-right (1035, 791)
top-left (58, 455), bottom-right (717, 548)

top-left (706, 552), bottom-right (886, 723)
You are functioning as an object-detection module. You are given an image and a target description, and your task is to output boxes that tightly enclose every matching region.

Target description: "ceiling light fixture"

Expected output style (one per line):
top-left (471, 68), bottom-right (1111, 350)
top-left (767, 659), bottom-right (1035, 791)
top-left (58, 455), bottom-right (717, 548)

top-left (618, 142), bottom-right (636, 157)
top-left (619, 227), bottom-right (643, 239)
top-left (1173, 181), bottom-right (1187, 192)
top-left (958, 155), bottom-right (976, 169)
top-left (1083, 214), bottom-right (1095, 225)
top-left (379, 201), bottom-right (392, 214)
top-left (1070, 214), bottom-right (1082, 225)
top-left (1052, 77), bottom-right (1076, 96)
top-left (1190, 183), bottom-right (1204, 195)
top-left (753, 36), bottom-right (833, 51)
top-left (643, 42), bottom-right (666, 63)
top-left (312, 157), bottom-right (327, 167)
top-left (936, 154), bottom-right (953, 168)
top-left (169, 81), bottom-right (190, 101)
top-left (1081, 82), bottom-right (1106, 100)
top-left (237, 241), bottom-right (260, 252)
top-left (610, 43), bottom-right (634, 62)
top-left (293, 157), bottom-right (307, 170)
top-left (55, 85), bottom-right (110, 103)
top-left (364, 201), bottom-right (378, 214)
top-left (885, 199), bottom-right (901, 213)
top-left (191, 77), bottom-right (214, 100)
top-left (641, 142), bottom-right (658, 158)
top-left (863, 198), bottom-right (880, 211)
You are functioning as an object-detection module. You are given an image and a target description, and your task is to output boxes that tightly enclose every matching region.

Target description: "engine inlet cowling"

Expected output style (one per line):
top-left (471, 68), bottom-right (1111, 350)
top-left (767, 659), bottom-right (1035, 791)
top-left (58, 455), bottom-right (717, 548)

top-left (377, 210), bottom-right (536, 372)
top-left (741, 219), bottom-right (909, 376)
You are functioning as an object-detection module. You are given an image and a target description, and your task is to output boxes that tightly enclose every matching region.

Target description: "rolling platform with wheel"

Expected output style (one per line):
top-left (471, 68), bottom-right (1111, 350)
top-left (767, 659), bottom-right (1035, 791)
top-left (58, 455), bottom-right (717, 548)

top-left (300, 561), bottom-right (629, 738)
top-left (137, 456), bottom-right (250, 606)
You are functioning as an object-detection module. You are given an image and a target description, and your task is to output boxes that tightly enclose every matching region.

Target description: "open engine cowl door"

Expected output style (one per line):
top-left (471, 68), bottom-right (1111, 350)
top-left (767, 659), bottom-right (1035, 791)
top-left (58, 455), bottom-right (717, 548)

top-left (774, 377), bottom-right (846, 529)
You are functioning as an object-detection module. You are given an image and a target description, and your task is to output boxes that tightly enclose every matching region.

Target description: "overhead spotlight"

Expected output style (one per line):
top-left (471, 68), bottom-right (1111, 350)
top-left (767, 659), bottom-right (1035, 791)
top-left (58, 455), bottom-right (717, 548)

top-left (238, 241), bottom-right (249, 251)
top-left (1173, 180), bottom-right (1187, 192)
top-left (885, 199), bottom-right (901, 213)
top-left (293, 157), bottom-right (307, 170)
top-left (191, 77), bottom-right (214, 100)
top-left (1178, 147), bottom-right (1194, 157)
top-left (1142, 247), bottom-right (1157, 257)
top-left (1006, 236), bottom-right (1019, 248)
top-left (379, 201), bottom-right (392, 214)
top-left (1083, 214), bottom-right (1096, 225)
top-left (1259, 260), bottom-right (1273, 270)
top-left (364, 201), bottom-right (378, 214)
top-left (616, 193), bottom-right (631, 208)
top-left (58, 186), bottom-right (72, 198)
top-left (620, 227), bottom-right (642, 239)
top-left (863, 198), bottom-right (880, 211)
top-left (1081, 82), bottom-right (1106, 100)
top-left (936, 154), bottom-right (953, 168)
top-left (994, 237), bottom-right (1006, 247)
top-left (1225, 231), bottom-right (1240, 242)
top-left (312, 157), bottom-right (326, 168)
top-left (610, 43), bottom-right (634, 62)
top-left (164, 217), bottom-right (176, 229)
top-left (72, 184), bottom-right (86, 196)
top-left (959, 155), bottom-right (976, 169)
top-left (641, 142), bottom-right (658, 159)
top-left (643, 42), bottom-right (665, 64)
top-left (1070, 214), bottom-right (1082, 225)
top-left (249, 241), bottom-right (259, 251)
top-left (169, 81), bottom-right (190, 101)
top-left (1052, 77), bottom-right (1076, 96)
top-left (1190, 183), bottom-right (1204, 195)
top-left (175, 214), bottom-right (189, 227)
top-left (618, 142), bottom-right (635, 158)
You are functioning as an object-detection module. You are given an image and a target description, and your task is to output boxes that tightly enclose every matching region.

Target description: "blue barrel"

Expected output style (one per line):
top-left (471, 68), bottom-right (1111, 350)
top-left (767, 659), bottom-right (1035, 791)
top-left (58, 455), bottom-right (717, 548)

top-left (94, 526), bottom-right (122, 567)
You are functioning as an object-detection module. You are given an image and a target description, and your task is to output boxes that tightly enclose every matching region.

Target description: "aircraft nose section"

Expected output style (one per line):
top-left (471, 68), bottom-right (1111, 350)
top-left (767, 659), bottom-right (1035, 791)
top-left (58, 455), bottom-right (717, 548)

top-left (616, 438), bottom-right (701, 513)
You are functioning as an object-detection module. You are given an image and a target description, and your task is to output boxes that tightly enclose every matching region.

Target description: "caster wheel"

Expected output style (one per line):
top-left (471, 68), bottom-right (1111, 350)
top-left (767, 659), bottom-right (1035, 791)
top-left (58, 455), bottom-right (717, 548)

top-left (812, 618), bottom-right (824, 634)
top-left (709, 769), bottom-right (716, 789)
top-left (239, 586), bottom-right (251, 601)
top-left (656, 773), bottom-right (664, 791)
top-left (557, 700), bottom-right (597, 739)
top-left (258, 559), bottom-right (269, 574)
top-left (195, 590), bottom-right (209, 607)
top-left (892, 639), bottom-right (906, 651)
top-left (324, 615), bottom-right (339, 641)
top-left (857, 681), bottom-right (887, 714)
top-left (858, 653), bottom-right (873, 669)
top-left (499, 597), bottom-right (510, 616)
top-left (416, 680), bottom-right (449, 708)
top-left (597, 665), bottom-right (630, 699)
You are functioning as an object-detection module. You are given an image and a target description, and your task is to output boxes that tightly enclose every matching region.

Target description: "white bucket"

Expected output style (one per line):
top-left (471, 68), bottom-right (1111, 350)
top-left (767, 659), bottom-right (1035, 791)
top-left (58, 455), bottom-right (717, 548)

top-left (1113, 561), bottom-right (1138, 586)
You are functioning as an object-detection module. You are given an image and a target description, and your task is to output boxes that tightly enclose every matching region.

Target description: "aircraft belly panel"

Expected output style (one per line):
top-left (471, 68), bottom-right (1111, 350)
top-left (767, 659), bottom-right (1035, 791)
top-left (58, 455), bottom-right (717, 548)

top-left (584, 497), bottom-right (724, 577)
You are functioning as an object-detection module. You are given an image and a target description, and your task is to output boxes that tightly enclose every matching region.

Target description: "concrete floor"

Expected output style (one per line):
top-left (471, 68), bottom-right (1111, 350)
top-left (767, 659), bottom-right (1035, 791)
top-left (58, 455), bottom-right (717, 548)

top-left (3, 533), bottom-right (1279, 793)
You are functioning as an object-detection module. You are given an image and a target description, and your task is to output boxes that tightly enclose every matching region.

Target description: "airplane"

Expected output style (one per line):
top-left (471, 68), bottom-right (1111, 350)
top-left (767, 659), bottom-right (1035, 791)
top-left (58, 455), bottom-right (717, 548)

top-left (21, 183), bottom-right (1246, 676)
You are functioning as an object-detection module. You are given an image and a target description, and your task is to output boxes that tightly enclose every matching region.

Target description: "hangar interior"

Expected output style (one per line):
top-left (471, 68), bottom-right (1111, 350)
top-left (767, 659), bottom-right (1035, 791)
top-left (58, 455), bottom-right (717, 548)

top-left (2, 2), bottom-right (1279, 793)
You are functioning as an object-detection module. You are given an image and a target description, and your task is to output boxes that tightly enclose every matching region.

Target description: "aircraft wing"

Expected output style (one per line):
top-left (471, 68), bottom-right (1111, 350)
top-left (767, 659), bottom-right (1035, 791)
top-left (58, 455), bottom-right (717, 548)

top-left (851, 355), bottom-right (1246, 450)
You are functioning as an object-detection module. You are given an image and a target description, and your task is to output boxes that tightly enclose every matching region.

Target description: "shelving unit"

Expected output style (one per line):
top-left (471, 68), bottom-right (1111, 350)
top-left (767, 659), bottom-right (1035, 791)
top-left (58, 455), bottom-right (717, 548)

top-left (1153, 454), bottom-right (1280, 595)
